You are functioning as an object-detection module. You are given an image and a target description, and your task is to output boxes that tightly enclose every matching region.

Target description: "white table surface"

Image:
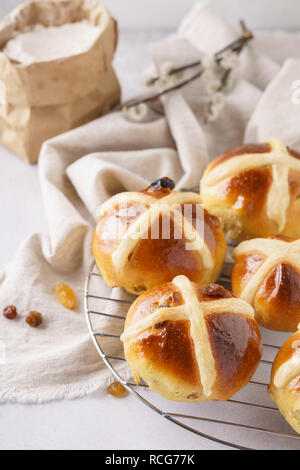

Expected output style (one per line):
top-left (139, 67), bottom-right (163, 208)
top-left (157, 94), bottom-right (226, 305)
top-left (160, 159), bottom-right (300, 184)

top-left (0, 29), bottom-right (228, 451)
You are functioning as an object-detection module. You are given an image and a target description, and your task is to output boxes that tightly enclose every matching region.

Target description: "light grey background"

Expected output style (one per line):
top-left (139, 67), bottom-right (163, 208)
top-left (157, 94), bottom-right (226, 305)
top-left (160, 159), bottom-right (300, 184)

top-left (1, 0), bottom-right (300, 29)
top-left (0, 0), bottom-right (299, 451)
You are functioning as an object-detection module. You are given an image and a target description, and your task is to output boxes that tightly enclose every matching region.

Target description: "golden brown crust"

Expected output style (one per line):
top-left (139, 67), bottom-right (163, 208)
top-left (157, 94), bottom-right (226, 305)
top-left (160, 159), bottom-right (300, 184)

top-left (269, 330), bottom-right (300, 434)
top-left (126, 214), bottom-right (203, 290)
top-left (200, 139), bottom-right (300, 241)
top-left (141, 186), bottom-right (173, 199)
top-left (285, 171), bottom-right (300, 237)
top-left (202, 208), bottom-right (226, 257)
top-left (204, 167), bottom-right (275, 240)
top-left (207, 313), bottom-right (262, 400)
top-left (254, 262), bottom-right (300, 331)
top-left (195, 283), bottom-right (234, 302)
top-left (272, 331), bottom-right (300, 373)
top-left (208, 143), bottom-right (271, 171)
top-left (223, 167), bottom-right (272, 215)
top-left (125, 282), bottom-right (183, 328)
top-left (178, 203), bottom-right (222, 255)
top-left (267, 234), bottom-right (296, 242)
top-left (232, 236), bottom-right (300, 331)
top-left (95, 201), bottom-right (149, 254)
top-left (122, 277), bottom-right (262, 402)
top-left (134, 320), bottom-right (201, 387)
top-left (231, 253), bottom-right (266, 297)
top-left (94, 181), bottom-right (227, 294)
top-left (288, 147), bottom-right (300, 160)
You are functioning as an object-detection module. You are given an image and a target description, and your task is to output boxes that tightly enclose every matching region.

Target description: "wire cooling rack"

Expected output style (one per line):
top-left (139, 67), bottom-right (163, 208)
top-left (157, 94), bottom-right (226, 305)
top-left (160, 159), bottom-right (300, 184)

top-left (84, 261), bottom-right (300, 450)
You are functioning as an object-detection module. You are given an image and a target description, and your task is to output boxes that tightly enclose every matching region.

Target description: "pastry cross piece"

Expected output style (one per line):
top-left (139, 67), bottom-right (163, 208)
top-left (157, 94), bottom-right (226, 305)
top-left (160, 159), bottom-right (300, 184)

top-left (202, 139), bottom-right (300, 232)
top-left (233, 237), bottom-right (300, 305)
top-left (99, 191), bottom-right (214, 273)
top-left (274, 330), bottom-right (300, 389)
top-left (121, 275), bottom-right (254, 398)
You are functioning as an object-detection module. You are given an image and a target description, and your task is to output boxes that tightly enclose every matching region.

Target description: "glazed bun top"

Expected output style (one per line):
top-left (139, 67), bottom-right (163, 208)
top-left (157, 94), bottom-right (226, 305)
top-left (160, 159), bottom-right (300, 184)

top-left (232, 235), bottom-right (300, 331)
top-left (232, 234), bottom-right (300, 304)
top-left (93, 177), bottom-right (227, 294)
top-left (271, 327), bottom-right (300, 390)
top-left (122, 275), bottom-right (262, 401)
top-left (200, 139), bottom-right (300, 240)
top-left (268, 327), bottom-right (300, 434)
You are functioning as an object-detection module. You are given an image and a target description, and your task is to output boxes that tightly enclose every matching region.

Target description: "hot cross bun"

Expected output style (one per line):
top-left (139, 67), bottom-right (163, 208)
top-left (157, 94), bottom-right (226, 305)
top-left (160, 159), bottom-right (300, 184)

top-left (93, 178), bottom-right (226, 294)
top-left (200, 139), bottom-right (300, 241)
top-left (121, 275), bottom-right (262, 401)
top-left (269, 328), bottom-right (300, 434)
top-left (232, 235), bottom-right (300, 331)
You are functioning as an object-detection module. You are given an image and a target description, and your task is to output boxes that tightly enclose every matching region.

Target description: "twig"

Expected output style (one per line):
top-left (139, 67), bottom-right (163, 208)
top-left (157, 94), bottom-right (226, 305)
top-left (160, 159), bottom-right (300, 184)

top-left (203, 19), bottom-right (252, 123)
top-left (120, 19), bottom-right (253, 112)
top-left (122, 69), bottom-right (203, 111)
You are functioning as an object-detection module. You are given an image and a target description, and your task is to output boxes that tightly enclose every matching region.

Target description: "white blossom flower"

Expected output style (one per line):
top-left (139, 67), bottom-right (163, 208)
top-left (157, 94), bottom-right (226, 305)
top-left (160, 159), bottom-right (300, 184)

top-left (126, 103), bottom-right (148, 122)
top-left (160, 61), bottom-right (175, 79)
top-left (201, 67), bottom-right (222, 94)
top-left (201, 68), bottom-right (215, 83)
top-left (205, 78), bottom-right (222, 95)
top-left (142, 74), bottom-right (156, 88)
top-left (206, 104), bottom-right (220, 122)
top-left (211, 91), bottom-right (225, 110)
top-left (219, 50), bottom-right (240, 69)
top-left (158, 75), bottom-right (172, 89)
top-left (206, 92), bottom-right (225, 122)
top-left (158, 61), bottom-right (179, 88)
top-left (202, 55), bottom-right (218, 71)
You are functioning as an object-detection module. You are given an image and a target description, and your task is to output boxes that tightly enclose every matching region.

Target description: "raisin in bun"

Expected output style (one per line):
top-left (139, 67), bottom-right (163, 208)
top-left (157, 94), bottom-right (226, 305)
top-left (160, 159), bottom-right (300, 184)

top-left (93, 177), bottom-right (226, 294)
top-left (232, 235), bottom-right (300, 332)
top-left (269, 327), bottom-right (300, 434)
top-left (200, 139), bottom-right (300, 242)
top-left (121, 275), bottom-right (262, 402)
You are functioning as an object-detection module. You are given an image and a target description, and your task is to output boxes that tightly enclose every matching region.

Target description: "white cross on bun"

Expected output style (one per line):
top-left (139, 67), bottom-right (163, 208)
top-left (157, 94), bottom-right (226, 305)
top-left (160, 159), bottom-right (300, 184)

top-left (121, 275), bottom-right (262, 402)
top-left (93, 178), bottom-right (227, 294)
top-left (200, 139), bottom-right (300, 242)
top-left (232, 235), bottom-right (300, 331)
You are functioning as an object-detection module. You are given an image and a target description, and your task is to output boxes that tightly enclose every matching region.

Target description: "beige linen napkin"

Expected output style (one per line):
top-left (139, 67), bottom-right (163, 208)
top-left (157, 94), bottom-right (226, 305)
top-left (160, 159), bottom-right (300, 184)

top-left (0, 3), bottom-right (299, 403)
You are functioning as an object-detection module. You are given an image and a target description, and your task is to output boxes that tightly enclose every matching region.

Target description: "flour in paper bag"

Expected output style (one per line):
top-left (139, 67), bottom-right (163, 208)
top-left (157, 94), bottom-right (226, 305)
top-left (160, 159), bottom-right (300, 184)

top-left (3, 20), bottom-right (101, 64)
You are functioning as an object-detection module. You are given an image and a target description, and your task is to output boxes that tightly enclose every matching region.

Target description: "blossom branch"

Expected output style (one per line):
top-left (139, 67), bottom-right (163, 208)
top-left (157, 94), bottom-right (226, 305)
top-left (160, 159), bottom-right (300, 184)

top-left (121, 19), bottom-right (253, 123)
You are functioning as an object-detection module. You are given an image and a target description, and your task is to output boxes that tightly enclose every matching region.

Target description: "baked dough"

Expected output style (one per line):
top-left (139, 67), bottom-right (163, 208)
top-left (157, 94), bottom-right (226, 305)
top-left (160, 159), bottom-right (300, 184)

top-left (232, 235), bottom-right (300, 331)
top-left (269, 327), bottom-right (300, 434)
top-left (121, 275), bottom-right (262, 401)
top-left (93, 178), bottom-right (227, 294)
top-left (200, 139), bottom-right (300, 241)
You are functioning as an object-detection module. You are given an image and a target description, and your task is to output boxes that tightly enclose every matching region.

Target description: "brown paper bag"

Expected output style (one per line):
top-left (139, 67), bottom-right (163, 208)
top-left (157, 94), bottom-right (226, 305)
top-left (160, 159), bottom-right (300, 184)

top-left (0, 0), bottom-right (121, 163)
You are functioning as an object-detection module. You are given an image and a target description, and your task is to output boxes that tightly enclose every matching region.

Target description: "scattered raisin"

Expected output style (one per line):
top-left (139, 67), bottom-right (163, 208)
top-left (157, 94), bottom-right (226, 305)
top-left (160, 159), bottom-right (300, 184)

top-left (3, 305), bottom-right (17, 320)
top-left (149, 177), bottom-right (175, 190)
top-left (155, 321), bottom-right (166, 328)
top-left (108, 381), bottom-right (127, 397)
top-left (55, 283), bottom-right (77, 310)
top-left (26, 311), bottom-right (43, 328)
